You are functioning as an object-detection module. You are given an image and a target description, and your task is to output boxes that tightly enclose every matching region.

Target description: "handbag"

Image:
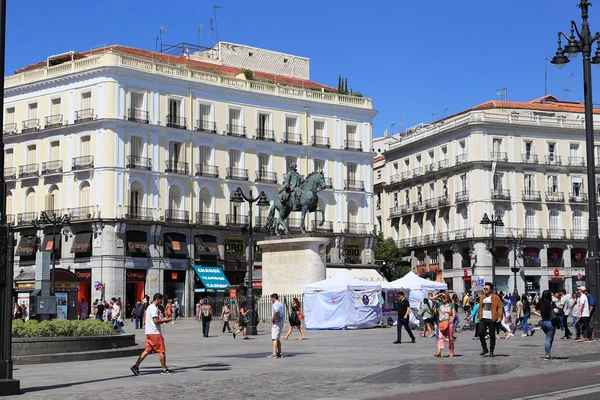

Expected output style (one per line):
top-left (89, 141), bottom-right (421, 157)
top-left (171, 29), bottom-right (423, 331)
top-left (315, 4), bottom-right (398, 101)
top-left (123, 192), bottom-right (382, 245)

top-left (439, 320), bottom-right (449, 331)
top-left (297, 311), bottom-right (305, 320)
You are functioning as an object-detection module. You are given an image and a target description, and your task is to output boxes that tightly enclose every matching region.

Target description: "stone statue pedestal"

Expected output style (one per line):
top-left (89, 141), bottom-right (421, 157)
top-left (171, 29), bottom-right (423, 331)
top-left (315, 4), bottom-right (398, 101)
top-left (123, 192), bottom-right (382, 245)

top-left (258, 236), bottom-right (330, 295)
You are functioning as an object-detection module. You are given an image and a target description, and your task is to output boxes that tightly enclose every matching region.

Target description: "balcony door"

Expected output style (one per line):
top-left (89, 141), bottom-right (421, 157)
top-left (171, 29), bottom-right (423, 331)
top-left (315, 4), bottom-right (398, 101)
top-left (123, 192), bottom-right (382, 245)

top-left (169, 99), bottom-right (180, 121)
top-left (27, 145), bottom-right (36, 164)
top-left (525, 209), bottom-right (536, 234)
top-left (46, 185), bottom-right (59, 214)
top-left (348, 201), bottom-right (358, 225)
top-left (229, 109), bottom-right (241, 127)
top-left (493, 172), bottom-right (504, 190)
top-left (169, 186), bottom-right (181, 212)
top-left (549, 209), bottom-right (560, 233)
top-left (81, 92), bottom-right (92, 110)
top-left (79, 183), bottom-right (90, 208)
top-left (130, 182), bottom-right (143, 216)
top-left (548, 175), bottom-right (559, 193)
top-left (259, 153), bottom-right (269, 175)
top-left (81, 136), bottom-right (91, 157)
top-left (51, 141), bottom-right (60, 162)
top-left (26, 189), bottom-right (35, 213)
top-left (346, 125), bottom-right (357, 143)
top-left (573, 211), bottom-right (583, 234)
top-left (257, 113), bottom-right (269, 137)
top-left (131, 137), bottom-right (143, 158)
top-left (169, 142), bottom-right (183, 164)
top-left (199, 146), bottom-right (211, 166)
top-left (286, 117), bottom-right (297, 135)
top-left (524, 174), bottom-right (535, 193)
top-left (570, 143), bottom-right (580, 160)
top-left (347, 163), bottom-right (357, 183)
top-left (313, 121), bottom-right (324, 138)
top-left (572, 177), bottom-right (583, 196)
top-left (230, 149), bottom-right (240, 170)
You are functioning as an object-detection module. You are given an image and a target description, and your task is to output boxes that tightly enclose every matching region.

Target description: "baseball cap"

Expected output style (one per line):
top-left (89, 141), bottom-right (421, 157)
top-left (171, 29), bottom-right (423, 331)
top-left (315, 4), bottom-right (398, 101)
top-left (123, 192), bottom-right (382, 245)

top-left (578, 286), bottom-right (587, 291)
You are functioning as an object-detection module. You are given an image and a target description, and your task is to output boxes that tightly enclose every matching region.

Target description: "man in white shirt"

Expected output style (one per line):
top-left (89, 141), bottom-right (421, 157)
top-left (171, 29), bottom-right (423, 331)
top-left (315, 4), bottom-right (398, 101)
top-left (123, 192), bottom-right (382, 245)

top-left (131, 293), bottom-right (172, 375)
top-left (575, 286), bottom-right (591, 342)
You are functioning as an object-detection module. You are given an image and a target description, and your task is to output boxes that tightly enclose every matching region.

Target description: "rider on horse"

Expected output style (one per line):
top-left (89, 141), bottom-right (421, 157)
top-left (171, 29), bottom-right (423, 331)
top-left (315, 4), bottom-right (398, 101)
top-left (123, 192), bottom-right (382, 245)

top-left (278, 164), bottom-right (302, 210)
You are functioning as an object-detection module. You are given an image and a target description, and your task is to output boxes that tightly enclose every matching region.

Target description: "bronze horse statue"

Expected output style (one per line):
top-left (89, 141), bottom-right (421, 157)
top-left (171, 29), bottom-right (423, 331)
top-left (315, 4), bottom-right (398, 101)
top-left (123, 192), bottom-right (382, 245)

top-left (265, 171), bottom-right (327, 235)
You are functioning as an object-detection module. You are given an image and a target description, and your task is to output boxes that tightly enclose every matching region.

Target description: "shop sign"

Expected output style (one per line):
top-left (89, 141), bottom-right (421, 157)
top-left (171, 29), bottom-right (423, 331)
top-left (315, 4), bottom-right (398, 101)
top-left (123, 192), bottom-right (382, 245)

top-left (230, 289), bottom-right (237, 298)
top-left (126, 270), bottom-right (146, 281)
top-left (344, 243), bottom-right (361, 264)
top-left (577, 273), bottom-right (583, 280)
top-left (224, 237), bottom-right (245, 261)
top-left (171, 272), bottom-right (178, 280)
top-left (75, 270), bottom-right (92, 282)
top-left (252, 281), bottom-right (262, 288)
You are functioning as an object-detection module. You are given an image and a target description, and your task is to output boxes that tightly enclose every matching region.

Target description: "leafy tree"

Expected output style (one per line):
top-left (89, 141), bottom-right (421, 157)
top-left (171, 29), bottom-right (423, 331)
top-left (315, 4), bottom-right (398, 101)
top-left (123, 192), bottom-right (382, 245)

top-left (375, 234), bottom-right (411, 281)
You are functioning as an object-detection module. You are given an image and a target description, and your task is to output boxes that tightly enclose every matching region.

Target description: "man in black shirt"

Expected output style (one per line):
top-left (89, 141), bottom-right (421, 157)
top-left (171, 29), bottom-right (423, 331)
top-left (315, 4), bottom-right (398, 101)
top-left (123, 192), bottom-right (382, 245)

top-left (394, 291), bottom-right (416, 344)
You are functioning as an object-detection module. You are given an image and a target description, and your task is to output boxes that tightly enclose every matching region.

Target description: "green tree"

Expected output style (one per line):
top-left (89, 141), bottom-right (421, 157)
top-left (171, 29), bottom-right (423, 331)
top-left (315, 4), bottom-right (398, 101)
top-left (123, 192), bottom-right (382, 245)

top-left (375, 234), bottom-right (411, 281)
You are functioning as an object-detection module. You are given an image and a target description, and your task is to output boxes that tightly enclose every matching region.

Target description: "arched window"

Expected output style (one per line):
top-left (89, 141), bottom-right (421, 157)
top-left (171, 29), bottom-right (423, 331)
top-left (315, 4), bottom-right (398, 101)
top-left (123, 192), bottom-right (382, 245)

top-left (46, 185), bottom-right (59, 212)
top-left (169, 186), bottom-right (181, 211)
top-left (79, 182), bottom-right (90, 207)
top-left (6, 191), bottom-right (13, 216)
top-left (25, 188), bottom-right (36, 213)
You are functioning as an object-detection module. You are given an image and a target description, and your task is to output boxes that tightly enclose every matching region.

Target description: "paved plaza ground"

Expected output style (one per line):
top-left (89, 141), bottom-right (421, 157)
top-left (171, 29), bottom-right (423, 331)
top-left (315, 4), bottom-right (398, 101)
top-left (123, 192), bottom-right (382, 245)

top-left (8, 317), bottom-right (600, 400)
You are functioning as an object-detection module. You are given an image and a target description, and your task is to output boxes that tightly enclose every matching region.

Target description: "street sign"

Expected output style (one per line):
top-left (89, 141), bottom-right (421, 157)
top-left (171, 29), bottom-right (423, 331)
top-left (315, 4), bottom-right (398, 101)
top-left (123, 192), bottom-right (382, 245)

top-left (463, 269), bottom-right (468, 276)
top-left (96, 283), bottom-right (104, 291)
top-left (577, 273), bottom-right (583, 281)
top-left (477, 278), bottom-right (485, 285)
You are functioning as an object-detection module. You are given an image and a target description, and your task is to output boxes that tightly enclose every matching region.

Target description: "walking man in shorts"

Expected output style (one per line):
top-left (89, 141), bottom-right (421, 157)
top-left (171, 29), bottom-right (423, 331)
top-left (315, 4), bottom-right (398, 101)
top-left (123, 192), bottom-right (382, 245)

top-left (268, 293), bottom-right (285, 358)
top-left (131, 293), bottom-right (172, 375)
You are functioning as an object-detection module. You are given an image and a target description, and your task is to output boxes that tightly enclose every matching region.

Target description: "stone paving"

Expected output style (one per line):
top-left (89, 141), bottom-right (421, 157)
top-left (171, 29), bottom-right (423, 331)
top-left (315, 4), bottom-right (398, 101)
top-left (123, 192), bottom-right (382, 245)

top-left (8, 317), bottom-right (600, 400)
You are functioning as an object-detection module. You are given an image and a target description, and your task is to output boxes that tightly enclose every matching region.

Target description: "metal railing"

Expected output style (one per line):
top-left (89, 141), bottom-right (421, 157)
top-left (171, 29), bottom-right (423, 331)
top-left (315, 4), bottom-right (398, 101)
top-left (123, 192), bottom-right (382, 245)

top-left (424, 164), bottom-right (436, 174)
top-left (396, 239), bottom-right (410, 248)
top-left (126, 156), bottom-right (152, 170)
top-left (437, 195), bottom-right (450, 206)
top-left (75, 108), bottom-right (94, 123)
top-left (165, 209), bottom-right (189, 223)
top-left (254, 129), bottom-right (275, 141)
top-left (344, 180), bottom-right (364, 191)
top-left (282, 132), bottom-right (302, 145)
top-left (311, 220), bottom-right (333, 233)
top-left (522, 153), bottom-right (538, 164)
top-left (70, 206), bottom-right (93, 221)
top-left (454, 228), bottom-right (472, 239)
top-left (437, 232), bottom-right (450, 242)
top-left (6, 214), bottom-right (15, 226)
top-left (165, 161), bottom-right (189, 174)
top-left (522, 190), bottom-right (541, 201)
top-left (345, 222), bottom-right (372, 235)
top-left (226, 124), bottom-right (246, 137)
top-left (412, 167), bottom-right (422, 177)
top-left (569, 192), bottom-right (588, 203)
top-left (255, 170), bottom-right (277, 184)
top-left (311, 135), bottom-right (330, 148)
top-left (491, 189), bottom-right (511, 200)
top-left (545, 191), bottom-right (565, 202)
top-left (128, 108), bottom-right (149, 124)
top-left (196, 119), bottom-right (217, 133)
top-left (226, 167), bottom-right (249, 181)
top-left (45, 114), bottom-right (63, 128)
top-left (389, 206), bottom-right (408, 218)
top-left (547, 229), bottom-right (567, 239)
top-left (72, 155), bottom-right (94, 170)
top-left (344, 140), bottom-right (362, 151)
top-left (166, 115), bottom-right (187, 129)
top-left (401, 171), bottom-right (411, 180)
top-left (544, 155), bottom-right (561, 165)
top-left (196, 212), bottom-right (220, 226)
top-left (570, 229), bottom-right (588, 240)
top-left (437, 159), bottom-right (449, 169)
top-left (124, 206), bottom-right (154, 221)
top-left (4, 167), bottom-right (16, 179)
top-left (491, 151), bottom-right (508, 161)
top-left (455, 190), bottom-right (469, 203)
top-left (17, 212), bottom-right (38, 226)
top-left (41, 160), bottom-right (63, 175)
top-left (424, 234), bottom-right (437, 244)
top-left (22, 118), bottom-right (40, 133)
top-left (456, 154), bottom-right (467, 164)
top-left (3, 123), bottom-right (17, 135)
top-left (523, 228), bottom-right (543, 239)
top-left (19, 163), bottom-right (39, 178)
top-left (425, 198), bottom-right (438, 209)
top-left (568, 156), bottom-right (586, 166)
top-left (195, 164), bottom-right (219, 178)
top-left (226, 214), bottom-right (249, 227)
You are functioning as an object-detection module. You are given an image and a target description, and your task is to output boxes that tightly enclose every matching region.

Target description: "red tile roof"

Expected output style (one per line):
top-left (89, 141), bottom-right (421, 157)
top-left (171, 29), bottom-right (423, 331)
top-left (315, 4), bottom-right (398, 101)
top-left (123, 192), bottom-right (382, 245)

top-left (467, 95), bottom-right (600, 115)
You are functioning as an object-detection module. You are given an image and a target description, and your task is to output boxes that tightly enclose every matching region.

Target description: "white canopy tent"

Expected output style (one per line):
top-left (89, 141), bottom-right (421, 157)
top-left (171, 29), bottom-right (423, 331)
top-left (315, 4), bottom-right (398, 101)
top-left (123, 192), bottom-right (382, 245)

top-left (303, 273), bottom-right (382, 330)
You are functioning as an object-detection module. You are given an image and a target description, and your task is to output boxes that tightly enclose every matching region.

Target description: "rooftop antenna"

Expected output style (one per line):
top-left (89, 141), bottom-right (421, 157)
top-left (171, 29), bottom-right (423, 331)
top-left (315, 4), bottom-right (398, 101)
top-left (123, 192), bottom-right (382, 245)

top-left (544, 58), bottom-right (550, 96)
top-left (495, 88), bottom-right (507, 101)
top-left (198, 25), bottom-right (204, 48)
top-left (155, 36), bottom-right (159, 52)
top-left (213, 5), bottom-right (223, 44)
top-left (159, 26), bottom-right (167, 53)
top-left (210, 18), bottom-right (214, 47)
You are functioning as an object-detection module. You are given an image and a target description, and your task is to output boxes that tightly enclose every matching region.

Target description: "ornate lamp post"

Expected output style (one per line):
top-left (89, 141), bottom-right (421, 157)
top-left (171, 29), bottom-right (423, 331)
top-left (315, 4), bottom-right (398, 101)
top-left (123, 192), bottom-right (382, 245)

top-left (549, 0), bottom-right (600, 334)
top-left (480, 213), bottom-right (504, 290)
top-left (229, 188), bottom-right (270, 335)
top-left (38, 212), bottom-right (70, 295)
top-left (506, 236), bottom-right (524, 300)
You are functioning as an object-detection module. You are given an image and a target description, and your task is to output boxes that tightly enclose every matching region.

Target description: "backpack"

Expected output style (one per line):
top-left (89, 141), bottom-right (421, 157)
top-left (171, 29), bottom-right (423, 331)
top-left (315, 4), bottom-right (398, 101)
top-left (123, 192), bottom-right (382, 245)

top-left (201, 305), bottom-right (211, 318)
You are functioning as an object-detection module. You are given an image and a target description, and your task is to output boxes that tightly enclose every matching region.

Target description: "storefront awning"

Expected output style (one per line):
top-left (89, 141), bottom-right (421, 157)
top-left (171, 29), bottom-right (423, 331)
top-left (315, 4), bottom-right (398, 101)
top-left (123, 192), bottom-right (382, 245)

top-left (15, 236), bottom-right (36, 256)
top-left (127, 231), bottom-right (149, 256)
top-left (71, 232), bottom-right (92, 254)
top-left (164, 233), bottom-right (189, 257)
top-left (41, 234), bottom-right (61, 254)
top-left (326, 267), bottom-right (388, 284)
top-left (194, 265), bottom-right (231, 289)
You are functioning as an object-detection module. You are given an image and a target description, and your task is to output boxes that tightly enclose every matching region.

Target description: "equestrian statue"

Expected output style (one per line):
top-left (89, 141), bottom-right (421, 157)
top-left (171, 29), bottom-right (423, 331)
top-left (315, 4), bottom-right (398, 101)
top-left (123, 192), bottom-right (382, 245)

top-left (264, 164), bottom-right (327, 235)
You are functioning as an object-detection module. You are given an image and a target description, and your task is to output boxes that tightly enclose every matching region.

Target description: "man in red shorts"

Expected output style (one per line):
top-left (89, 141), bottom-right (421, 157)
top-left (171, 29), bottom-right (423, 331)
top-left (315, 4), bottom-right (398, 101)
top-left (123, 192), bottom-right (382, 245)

top-left (131, 293), bottom-right (172, 375)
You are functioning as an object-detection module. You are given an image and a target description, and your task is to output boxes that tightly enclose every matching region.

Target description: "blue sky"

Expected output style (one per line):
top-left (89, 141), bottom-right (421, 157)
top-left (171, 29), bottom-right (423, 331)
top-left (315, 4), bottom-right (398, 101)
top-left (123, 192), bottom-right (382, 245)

top-left (4, 0), bottom-right (598, 137)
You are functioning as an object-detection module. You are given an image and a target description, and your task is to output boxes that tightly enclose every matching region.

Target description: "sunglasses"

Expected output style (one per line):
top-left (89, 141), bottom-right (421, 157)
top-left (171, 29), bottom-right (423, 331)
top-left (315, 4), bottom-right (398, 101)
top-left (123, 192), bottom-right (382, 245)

top-left (483, 288), bottom-right (490, 291)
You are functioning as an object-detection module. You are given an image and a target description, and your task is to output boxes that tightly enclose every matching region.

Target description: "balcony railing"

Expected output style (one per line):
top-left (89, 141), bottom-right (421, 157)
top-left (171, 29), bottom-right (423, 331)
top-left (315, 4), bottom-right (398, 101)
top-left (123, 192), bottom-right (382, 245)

top-left (456, 154), bottom-right (467, 164)
top-left (401, 171), bottom-right (411, 181)
top-left (17, 212), bottom-right (38, 226)
top-left (485, 226), bottom-right (511, 238)
top-left (166, 115), bottom-right (187, 129)
top-left (72, 155), bottom-right (94, 170)
top-left (424, 234), bottom-right (437, 245)
top-left (311, 220), bottom-right (334, 233)
top-left (412, 202), bottom-right (426, 212)
top-left (22, 118), bottom-right (40, 133)
top-left (195, 164), bottom-right (219, 178)
top-left (226, 124), bottom-right (246, 137)
top-left (544, 155), bottom-right (561, 165)
top-left (523, 228), bottom-right (543, 239)
top-left (437, 195), bottom-right (450, 207)
top-left (128, 109), bottom-right (149, 124)
top-left (545, 191), bottom-right (565, 202)
top-left (196, 119), bottom-right (217, 133)
top-left (437, 232), bottom-right (450, 242)
top-left (165, 209), bottom-right (190, 223)
top-left (3, 123), bottom-right (17, 135)
top-left (282, 132), bottom-right (302, 145)
top-left (75, 108), bottom-right (94, 123)
top-left (45, 114), bottom-right (63, 129)
top-left (70, 206), bottom-right (93, 221)
top-left (455, 190), bottom-right (469, 203)
top-left (571, 229), bottom-right (588, 240)
top-left (255, 129), bottom-right (275, 141)
top-left (6, 214), bottom-right (15, 226)
top-left (345, 222), bottom-right (371, 235)
top-left (454, 228), bottom-right (472, 239)
top-left (437, 159), bottom-right (449, 170)
top-left (126, 156), bottom-right (152, 170)
top-left (521, 153), bottom-right (538, 164)
top-left (254, 215), bottom-right (268, 228)
top-left (491, 151), bottom-right (508, 162)
top-left (568, 156), bottom-right (586, 167)
top-left (124, 206), bottom-right (154, 221)
top-left (547, 229), bottom-right (567, 239)
top-left (19, 163), bottom-right (39, 178)
top-left (491, 189), bottom-right (511, 200)
top-left (569, 192), bottom-right (588, 203)
top-left (344, 180), bottom-right (364, 191)
top-left (41, 160), bottom-right (63, 175)
top-left (425, 198), bottom-right (438, 209)
top-left (412, 167), bottom-right (422, 177)
top-left (226, 167), bottom-right (249, 181)
top-left (424, 164), bottom-right (436, 174)
top-left (255, 170), bottom-right (278, 184)
top-left (165, 161), bottom-right (189, 174)
top-left (413, 236), bottom-right (424, 246)
top-left (396, 239), bottom-right (411, 248)
top-left (522, 190), bottom-right (541, 201)
top-left (389, 206), bottom-right (406, 218)
top-left (323, 177), bottom-right (333, 189)
top-left (226, 214), bottom-right (249, 227)
top-left (311, 135), bottom-right (331, 148)
top-left (344, 140), bottom-right (362, 151)
top-left (524, 259), bottom-right (540, 268)
top-left (197, 212), bottom-right (220, 226)
top-left (4, 167), bottom-right (16, 180)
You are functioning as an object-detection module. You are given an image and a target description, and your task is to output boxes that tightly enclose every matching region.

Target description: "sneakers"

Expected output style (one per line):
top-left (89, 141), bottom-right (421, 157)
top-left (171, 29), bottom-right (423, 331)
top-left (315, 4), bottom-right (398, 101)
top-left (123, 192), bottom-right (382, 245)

top-left (587, 338), bottom-right (594, 342)
top-left (393, 340), bottom-right (401, 344)
top-left (161, 368), bottom-right (173, 375)
top-left (130, 365), bottom-right (140, 376)
top-left (233, 332), bottom-right (236, 339)
top-left (575, 337), bottom-right (583, 342)
top-left (521, 333), bottom-right (528, 337)
top-left (266, 353), bottom-right (278, 359)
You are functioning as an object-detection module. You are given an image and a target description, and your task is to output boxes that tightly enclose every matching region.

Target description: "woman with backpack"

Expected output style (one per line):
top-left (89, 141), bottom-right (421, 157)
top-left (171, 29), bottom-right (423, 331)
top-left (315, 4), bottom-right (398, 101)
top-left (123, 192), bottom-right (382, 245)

top-left (283, 298), bottom-right (306, 340)
top-left (532, 290), bottom-right (560, 360)
top-left (417, 298), bottom-right (435, 338)
top-left (198, 298), bottom-right (212, 338)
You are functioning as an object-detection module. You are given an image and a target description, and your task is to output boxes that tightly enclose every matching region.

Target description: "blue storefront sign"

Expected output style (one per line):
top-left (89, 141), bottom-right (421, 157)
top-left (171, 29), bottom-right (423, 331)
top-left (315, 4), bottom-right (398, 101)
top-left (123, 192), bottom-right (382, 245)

top-left (193, 266), bottom-right (231, 289)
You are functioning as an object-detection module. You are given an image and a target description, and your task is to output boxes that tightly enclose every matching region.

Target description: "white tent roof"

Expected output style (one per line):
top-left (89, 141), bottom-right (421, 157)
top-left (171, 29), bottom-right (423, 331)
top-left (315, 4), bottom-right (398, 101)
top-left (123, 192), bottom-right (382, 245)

top-left (303, 272), bottom-right (381, 293)
top-left (383, 271), bottom-right (447, 291)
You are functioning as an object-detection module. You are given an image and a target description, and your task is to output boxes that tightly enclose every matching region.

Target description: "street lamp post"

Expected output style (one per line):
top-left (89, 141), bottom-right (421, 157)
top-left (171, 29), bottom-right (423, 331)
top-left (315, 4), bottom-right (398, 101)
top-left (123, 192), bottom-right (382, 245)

top-left (480, 213), bottom-right (504, 290)
top-left (229, 188), bottom-right (270, 336)
top-left (506, 236), bottom-right (524, 300)
top-left (38, 212), bottom-right (70, 295)
top-left (550, 0), bottom-right (600, 334)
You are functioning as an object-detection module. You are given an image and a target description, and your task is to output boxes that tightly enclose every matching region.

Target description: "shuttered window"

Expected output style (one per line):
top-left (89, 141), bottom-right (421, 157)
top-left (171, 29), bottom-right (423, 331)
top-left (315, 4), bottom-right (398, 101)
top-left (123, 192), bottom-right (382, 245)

top-left (200, 189), bottom-right (211, 213)
top-left (26, 190), bottom-right (36, 213)
top-left (51, 98), bottom-right (61, 115)
top-left (199, 146), bottom-right (211, 165)
top-left (27, 145), bottom-right (36, 163)
top-left (81, 136), bottom-right (90, 156)
top-left (130, 92), bottom-right (143, 110)
top-left (314, 121), bottom-right (324, 136)
top-left (51, 141), bottom-right (60, 161)
top-left (313, 159), bottom-right (325, 172)
top-left (230, 150), bottom-right (240, 169)
top-left (81, 92), bottom-right (92, 109)
top-left (286, 117), bottom-right (297, 134)
top-left (346, 125), bottom-right (357, 141)
top-left (5, 107), bottom-right (14, 124)
top-left (200, 104), bottom-right (211, 122)
top-left (28, 103), bottom-right (38, 120)
top-left (80, 184), bottom-right (90, 207)
top-left (131, 137), bottom-right (143, 158)
top-left (5, 149), bottom-right (13, 167)
top-left (229, 109), bottom-right (240, 125)
top-left (259, 153), bottom-right (269, 173)
top-left (347, 163), bottom-right (357, 182)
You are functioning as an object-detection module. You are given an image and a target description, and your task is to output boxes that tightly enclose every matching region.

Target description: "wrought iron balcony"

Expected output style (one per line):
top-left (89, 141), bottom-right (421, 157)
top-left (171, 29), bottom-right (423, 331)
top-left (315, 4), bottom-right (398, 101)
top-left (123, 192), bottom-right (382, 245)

top-left (345, 222), bottom-right (371, 235)
top-left (166, 115), bottom-right (187, 129)
top-left (389, 206), bottom-right (405, 218)
top-left (254, 215), bottom-right (268, 228)
top-left (22, 118), bottom-right (40, 133)
top-left (568, 156), bottom-right (585, 167)
top-left (412, 167), bottom-right (423, 177)
top-left (389, 174), bottom-right (400, 184)
top-left (491, 189), bottom-right (511, 200)
top-left (522, 190), bottom-right (541, 201)
top-left (424, 164), bottom-right (436, 174)
top-left (491, 151), bottom-right (508, 162)
top-left (72, 155), bottom-right (94, 171)
top-left (6, 214), bottom-right (15, 226)
top-left (165, 161), bottom-right (189, 174)
top-left (412, 202), bottom-right (426, 212)
top-left (45, 114), bottom-right (63, 129)
top-left (485, 226), bottom-right (510, 238)
top-left (4, 167), bottom-right (16, 180)
top-left (256, 170), bottom-right (277, 184)
top-left (19, 163), bottom-right (39, 178)
top-left (401, 171), bottom-right (411, 180)
top-left (226, 214), bottom-right (249, 227)
top-left (3, 123), bottom-right (17, 135)
top-left (545, 191), bottom-right (565, 202)
top-left (547, 229), bottom-right (567, 239)
top-left (165, 209), bottom-right (189, 223)
top-left (226, 167), bottom-right (249, 181)
top-left (226, 124), bottom-right (246, 137)
top-left (456, 154), bottom-right (467, 164)
top-left (344, 140), bottom-right (362, 151)
top-left (126, 156), bottom-right (152, 170)
top-left (41, 160), bottom-right (63, 175)
top-left (425, 198), bottom-right (438, 209)
top-left (254, 129), bottom-right (275, 141)
top-left (437, 159), bottom-right (449, 170)
top-left (287, 217), bottom-right (304, 232)
top-left (424, 234), bottom-right (437, 245)
top-left (197, 212), bottom-right (219, 226)
top-left (128, 109), bottom-right (149, 124)
top-left (569, 192), bottom-right (588, 203)
top-left (523, 228), bottom-right (543, 239)
top-left (195, 164), bottom-right (219, 178)
top-left (70, 206), bottom-right (93, 221)
top-left (124, 206), bottom-right (154, 221)
top-left (544, 155), bottom-right (561, 165)
top-left (196, 119), bottom-right (217, 133)
top-left (344, 180), bottom-right (364, 191)
top-left (437, 195), bottom-right (450, 207)
top-left (75, 108), bottom-right (94, 124)
top-left (311, 135), bottom-right (330, 148)
top-left (17, 212), bottom-right (38, 226)
top-left (570, 229), bottom-right (588, 240)
top-left (521, 153), bottom-right (538, 164)
top-left (396, 239), bottom-right (411, 248)
top-left (311, 220), bottom-right (334, 233)
top-left (454, 228), bottom-right (472, 240)
top-left (282, 132), bottom-right (302, 145)
top-left (455, 190), bottom-right (469, 203)
top-left (413, 236), bottom-right (425, 246)
top-left (437, 232), bottom-right (450, 242)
